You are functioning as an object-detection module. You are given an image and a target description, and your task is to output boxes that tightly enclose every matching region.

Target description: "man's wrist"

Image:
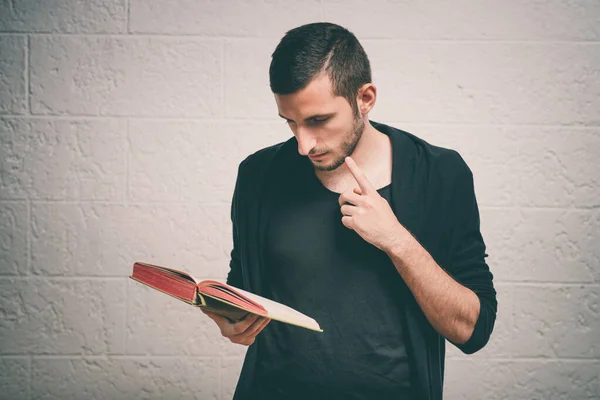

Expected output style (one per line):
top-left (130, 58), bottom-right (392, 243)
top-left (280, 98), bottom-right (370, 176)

top-left (383, 223), bottom-right (415, 259)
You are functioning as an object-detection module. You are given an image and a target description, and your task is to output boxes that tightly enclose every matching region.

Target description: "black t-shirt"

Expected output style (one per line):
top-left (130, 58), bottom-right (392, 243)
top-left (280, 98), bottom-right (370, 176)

top-left (252, 161), bottom-right (415, 399)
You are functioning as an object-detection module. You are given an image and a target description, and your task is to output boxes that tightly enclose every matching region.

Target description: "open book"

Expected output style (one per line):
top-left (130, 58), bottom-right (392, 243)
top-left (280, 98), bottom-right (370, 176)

top-left (130, 262), bottom-right (323, 332)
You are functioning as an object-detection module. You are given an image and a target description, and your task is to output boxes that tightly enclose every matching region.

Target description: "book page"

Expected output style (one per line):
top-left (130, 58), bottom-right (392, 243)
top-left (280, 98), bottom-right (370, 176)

top-left (232, 287), bottom-right (323, 332)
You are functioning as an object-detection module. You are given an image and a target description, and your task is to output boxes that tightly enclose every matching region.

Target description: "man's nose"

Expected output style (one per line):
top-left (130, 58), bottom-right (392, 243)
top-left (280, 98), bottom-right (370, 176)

top-left (296, 128), bottom-right (316, 156)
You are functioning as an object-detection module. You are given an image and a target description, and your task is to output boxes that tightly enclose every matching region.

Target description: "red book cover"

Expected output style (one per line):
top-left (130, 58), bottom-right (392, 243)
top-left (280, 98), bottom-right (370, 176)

top-left (130, 261), bottom-right (322, 332)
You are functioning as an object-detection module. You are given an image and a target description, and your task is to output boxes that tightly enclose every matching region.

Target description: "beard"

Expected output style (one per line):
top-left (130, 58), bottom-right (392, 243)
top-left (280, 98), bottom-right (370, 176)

top-left (312, 114), bottom-right (365, 172)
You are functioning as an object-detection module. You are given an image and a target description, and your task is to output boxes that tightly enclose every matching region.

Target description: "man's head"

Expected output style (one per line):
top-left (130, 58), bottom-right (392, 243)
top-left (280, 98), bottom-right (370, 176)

top-left (270, 22), bottom-right (375, 171)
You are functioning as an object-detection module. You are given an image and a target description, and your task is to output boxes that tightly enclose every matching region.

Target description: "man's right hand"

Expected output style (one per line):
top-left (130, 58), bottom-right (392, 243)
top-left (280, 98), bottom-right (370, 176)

top-left (201, 309), bottom-right (271, 346)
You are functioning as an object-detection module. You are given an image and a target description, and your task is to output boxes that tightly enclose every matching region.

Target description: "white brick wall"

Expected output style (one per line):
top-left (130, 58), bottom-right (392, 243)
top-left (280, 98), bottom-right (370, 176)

top-left (0, 1), bottom-right (598, 398)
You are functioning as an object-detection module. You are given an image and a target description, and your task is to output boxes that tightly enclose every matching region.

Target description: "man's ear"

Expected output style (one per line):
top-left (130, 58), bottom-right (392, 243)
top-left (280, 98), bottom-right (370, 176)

top-left (357, 83), bottom-right (377, 114)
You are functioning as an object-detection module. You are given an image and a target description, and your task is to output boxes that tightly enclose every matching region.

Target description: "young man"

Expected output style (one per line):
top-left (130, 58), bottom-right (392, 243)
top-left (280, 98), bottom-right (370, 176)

top-left (202, 22), bottom-right (497, 400)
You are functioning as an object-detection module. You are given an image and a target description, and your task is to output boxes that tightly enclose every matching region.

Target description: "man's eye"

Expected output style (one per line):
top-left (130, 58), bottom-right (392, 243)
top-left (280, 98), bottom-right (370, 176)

top-left (311, 118), bottom-right (329, 124)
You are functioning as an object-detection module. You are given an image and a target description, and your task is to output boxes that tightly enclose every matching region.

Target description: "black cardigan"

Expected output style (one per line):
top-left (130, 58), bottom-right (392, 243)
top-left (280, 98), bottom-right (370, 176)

top-left (227, 121), bottom-right (497, 400)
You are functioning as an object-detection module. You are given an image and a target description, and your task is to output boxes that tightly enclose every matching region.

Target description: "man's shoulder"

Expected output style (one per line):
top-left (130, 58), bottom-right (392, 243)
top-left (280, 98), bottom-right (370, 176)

top-left (237, 139), bottom-right (292, 173)
top-left (376, 121), bottom-right (471, 180)
top-left (234, 137), bottom-right (302, 192)
top-left (424, 140), bottom-right (471, 179)
top-left (402, 129), bottom-right (474, 192)
top-left (391, 127), bottom-right (477, 209)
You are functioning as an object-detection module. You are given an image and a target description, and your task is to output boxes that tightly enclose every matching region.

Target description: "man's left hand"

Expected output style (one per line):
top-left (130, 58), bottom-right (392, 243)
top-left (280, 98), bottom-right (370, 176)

top-left (338, 156), bottom-right (409, 253)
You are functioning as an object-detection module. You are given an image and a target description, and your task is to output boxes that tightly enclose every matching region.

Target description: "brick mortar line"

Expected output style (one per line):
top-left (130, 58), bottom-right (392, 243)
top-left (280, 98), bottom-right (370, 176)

top-left (124, 118), bottom-right (130, 206)
top-left (2, 32), bottom-right (600, 44)
top-left (124, 265), bottom-right (129, 355)
top-left (0, 200), bottom-right (231, 207)
top-left (492, 281), bottom-right (600, 287)
top-left (2, 114), bottom-right (600, 129)
top-left (221, 39), bottom-right (225, 119)
top-left (28, 355), bottom-right (32, 400)
top-left (482, 206), bottom-right (600, 211)
top-left (1, 200), bottom-right (597, 211)
top-left (3, 200), bottom-right (600, 214)
top-left (446, 357), bottom-right (600, 362)
top-left (9, 33), bottom-right (227, 41)
top-left (218, 355), bottom-right (224, 399)
top-left (0, 355), bottom-right (30, 359)
top-left (2, 355), bottom-right (596, 362)
top-left (0, 276), bottom-right (596, 286)
top-left (320, 0), bottom-right (324, 22)
top-left (361, 38), bottom-right (600, 44)
top-left (0, 276), bottom-right (131, 281)
top-left (25, 198), bottom-right (31, 276)
top-left (125, 0), bottom-right (130, 34)
top-left (24, 34), bottom-right (30, 115)
top-left (27, 355), bottom-right (222, 360)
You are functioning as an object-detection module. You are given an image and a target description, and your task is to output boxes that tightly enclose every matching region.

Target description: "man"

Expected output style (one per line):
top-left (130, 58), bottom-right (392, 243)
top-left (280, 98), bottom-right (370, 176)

top-left (202, 22), bottom-right (497, 400)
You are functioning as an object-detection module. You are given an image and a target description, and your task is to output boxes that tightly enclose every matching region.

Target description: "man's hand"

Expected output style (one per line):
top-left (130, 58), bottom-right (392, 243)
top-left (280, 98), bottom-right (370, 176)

top-left (201, 309), bottom-right (271, 346)
top-left (338, 156), bottom-right (409, 252)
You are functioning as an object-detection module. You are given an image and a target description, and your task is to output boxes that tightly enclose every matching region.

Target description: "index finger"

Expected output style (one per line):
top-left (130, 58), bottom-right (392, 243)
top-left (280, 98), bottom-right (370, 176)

top-left (345, 156), bottom-right (374, 195)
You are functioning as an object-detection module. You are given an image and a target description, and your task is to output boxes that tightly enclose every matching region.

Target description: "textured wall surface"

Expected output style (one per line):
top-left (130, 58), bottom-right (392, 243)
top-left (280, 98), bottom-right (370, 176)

top-left (1, 1), bottom-right (599, 399)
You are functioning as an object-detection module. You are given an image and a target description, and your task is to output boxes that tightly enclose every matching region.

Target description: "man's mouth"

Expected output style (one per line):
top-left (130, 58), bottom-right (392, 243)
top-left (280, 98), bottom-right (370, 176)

top-left (309, 152), bottom-right (328, 160)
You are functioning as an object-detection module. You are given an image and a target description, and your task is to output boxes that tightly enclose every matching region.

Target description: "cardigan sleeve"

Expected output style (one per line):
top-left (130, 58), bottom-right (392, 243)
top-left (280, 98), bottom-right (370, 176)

top-left (445, 153), bottom-right (497, 354)
top-left (226, 160), bottom-right (244, 288)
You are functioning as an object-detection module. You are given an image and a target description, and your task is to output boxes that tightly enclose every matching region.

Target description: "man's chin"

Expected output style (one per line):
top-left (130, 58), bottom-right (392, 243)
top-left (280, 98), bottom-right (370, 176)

top-left (312, 157), bottom-right (345, 172)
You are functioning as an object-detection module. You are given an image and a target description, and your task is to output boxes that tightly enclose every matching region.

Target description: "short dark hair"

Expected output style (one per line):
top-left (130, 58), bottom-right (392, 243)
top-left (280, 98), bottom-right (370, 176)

top-left (269, 22), bottom-right (372, 116)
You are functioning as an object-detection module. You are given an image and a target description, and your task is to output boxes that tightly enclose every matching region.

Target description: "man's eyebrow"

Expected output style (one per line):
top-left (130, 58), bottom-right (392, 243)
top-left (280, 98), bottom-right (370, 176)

top-left (278, 113), bottom-right (335, 121)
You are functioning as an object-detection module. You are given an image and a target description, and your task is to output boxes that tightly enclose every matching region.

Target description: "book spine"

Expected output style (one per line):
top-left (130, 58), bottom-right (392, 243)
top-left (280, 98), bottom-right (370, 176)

top-left (194, 287), bottom-right (205, 306)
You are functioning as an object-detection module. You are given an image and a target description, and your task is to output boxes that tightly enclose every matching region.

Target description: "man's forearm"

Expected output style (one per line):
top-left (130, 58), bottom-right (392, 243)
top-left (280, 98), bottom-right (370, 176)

top-left (384, 228), bottom-right (480, 344)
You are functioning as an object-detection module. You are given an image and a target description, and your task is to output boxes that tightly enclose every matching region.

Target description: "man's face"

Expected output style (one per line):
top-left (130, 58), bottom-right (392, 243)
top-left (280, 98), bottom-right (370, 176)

top-left (275, 74), bottom-right (364, 172)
